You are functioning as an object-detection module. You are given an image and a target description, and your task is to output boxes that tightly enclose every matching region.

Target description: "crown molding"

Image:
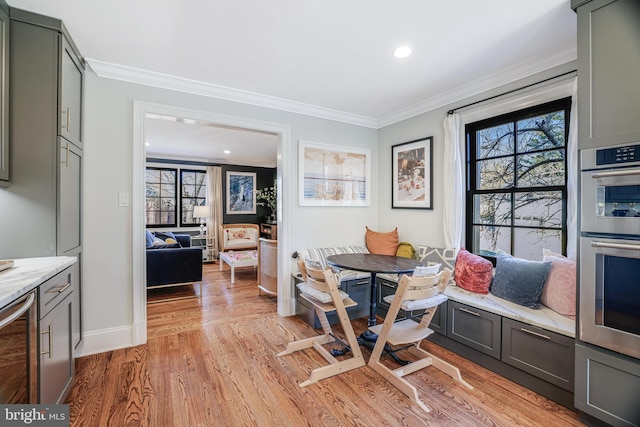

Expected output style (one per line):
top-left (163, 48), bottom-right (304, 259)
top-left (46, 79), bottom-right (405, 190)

top-left (377, 47), bottom-right (577, 128)
top-left (86, 59), bottom-right (379, 129)
top-left (88, 46), bottom-right (576, 131)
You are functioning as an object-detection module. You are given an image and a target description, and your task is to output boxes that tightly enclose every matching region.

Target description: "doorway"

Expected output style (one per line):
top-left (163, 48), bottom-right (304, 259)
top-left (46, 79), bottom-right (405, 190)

top-left (132, 101), bottom-right (293, 345)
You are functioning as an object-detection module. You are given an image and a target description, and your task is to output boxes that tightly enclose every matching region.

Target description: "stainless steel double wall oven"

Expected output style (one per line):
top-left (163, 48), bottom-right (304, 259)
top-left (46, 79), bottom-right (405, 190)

top-left (580, 144), bottom-right (640, 360)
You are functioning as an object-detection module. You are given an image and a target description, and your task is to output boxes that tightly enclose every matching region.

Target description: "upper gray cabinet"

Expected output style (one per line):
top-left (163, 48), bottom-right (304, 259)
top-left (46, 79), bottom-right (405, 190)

top-left (0, 4), bottom-right (8, 184)
top-left (576, 0), bottom-right (640, 149)
top-left (60, 36), bottom-right (83, 149)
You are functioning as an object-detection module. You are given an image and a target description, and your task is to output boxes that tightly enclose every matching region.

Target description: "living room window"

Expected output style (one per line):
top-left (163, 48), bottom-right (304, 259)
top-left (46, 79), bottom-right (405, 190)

top-left (180, 169), bottom-right (207, 227)
top-left (145, 167), bottom-right (177, 227)
top-left (465, 97), bottom-right (571, 262)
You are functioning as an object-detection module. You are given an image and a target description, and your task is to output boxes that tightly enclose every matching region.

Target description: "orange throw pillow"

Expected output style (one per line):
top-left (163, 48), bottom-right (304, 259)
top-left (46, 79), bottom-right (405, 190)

top-left (365, 227), bottom-right (399, 256)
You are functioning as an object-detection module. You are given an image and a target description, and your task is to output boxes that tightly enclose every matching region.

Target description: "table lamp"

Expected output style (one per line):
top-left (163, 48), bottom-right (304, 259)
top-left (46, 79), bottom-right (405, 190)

top-left (193, 205), bottom-right (210, 236)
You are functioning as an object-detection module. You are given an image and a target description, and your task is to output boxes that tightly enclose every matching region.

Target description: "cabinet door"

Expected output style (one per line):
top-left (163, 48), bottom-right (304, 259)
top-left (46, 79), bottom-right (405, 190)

top-left (59, 36), bottom-right (83, 148)
top-left (447, 301), bottom-right (501, 359)
top-left (39, 294), bottom-right (73, 404)
top-left (577, 0), bottom-right (640, 149)
top-left (575, 343), bottom-right (640, 427)
top-left (502, 318), bottom-right (574, 392)
top-left (59, 138), bottom-right (81, 254)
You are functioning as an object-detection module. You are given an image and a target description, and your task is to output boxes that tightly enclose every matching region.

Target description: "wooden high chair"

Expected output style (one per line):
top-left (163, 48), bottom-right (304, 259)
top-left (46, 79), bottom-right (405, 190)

top-left (277, 262), bottom-right (365, 387)
top-left (367, 268), bottom-right (473, 412)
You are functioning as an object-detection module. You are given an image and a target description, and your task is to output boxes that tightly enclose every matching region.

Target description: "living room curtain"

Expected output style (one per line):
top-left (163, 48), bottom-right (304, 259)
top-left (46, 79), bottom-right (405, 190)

top-left (566, 77), bottom-right (578, 259)
top-left (443, 113), bottom-right (464, 249)
top-left (207, 166), bottom-right (222, 255)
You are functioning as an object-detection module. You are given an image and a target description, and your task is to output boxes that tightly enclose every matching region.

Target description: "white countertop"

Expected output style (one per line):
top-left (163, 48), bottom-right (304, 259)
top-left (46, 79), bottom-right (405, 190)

top-left (0, 257), bottom-right (77, 308)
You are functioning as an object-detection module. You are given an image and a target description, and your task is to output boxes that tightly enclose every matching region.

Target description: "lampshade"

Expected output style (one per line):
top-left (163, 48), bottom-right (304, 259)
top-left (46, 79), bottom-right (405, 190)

top-left (193, 205), bottom-right (210, 219)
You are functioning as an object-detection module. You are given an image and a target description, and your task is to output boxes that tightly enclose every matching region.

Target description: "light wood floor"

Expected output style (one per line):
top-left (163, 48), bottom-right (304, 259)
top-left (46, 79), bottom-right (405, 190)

top-left (65, 263), bottom-right (585, 426)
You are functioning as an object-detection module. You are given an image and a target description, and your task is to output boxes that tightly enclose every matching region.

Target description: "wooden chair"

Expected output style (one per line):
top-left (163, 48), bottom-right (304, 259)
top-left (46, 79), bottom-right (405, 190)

top-left (367, 268), bottom-right (473, 412)
top-left (277, 263), bottom-right (365, 387)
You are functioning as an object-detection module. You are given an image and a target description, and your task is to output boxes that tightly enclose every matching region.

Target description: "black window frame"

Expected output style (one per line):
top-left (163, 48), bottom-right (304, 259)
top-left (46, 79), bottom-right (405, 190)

top-left (465, 97), bottom-right (572, 264)
top-left (179, 169), bottom-right (207, 227)
top-left (145, 166), bottom-right (178, 228)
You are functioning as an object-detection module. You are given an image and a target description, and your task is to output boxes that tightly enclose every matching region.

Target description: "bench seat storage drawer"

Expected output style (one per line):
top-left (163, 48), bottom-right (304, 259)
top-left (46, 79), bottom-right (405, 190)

top-left (501, 318), bottom-right (574, 392)
top-left (447, 301), bottom-right (501, 359)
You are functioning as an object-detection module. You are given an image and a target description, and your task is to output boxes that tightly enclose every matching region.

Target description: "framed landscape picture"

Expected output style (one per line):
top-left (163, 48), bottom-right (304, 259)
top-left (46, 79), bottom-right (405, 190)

top-left (226, 171), bottom-right (256, 214)
top-left (299, 140), bottom-right (370, 206)
top-left (392, 136), bottom-right (433, 209)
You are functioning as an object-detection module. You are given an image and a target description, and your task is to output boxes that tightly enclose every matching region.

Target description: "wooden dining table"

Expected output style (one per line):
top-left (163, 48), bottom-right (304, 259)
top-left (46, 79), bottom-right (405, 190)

top-left (326, 253), bottom-right (422, 327)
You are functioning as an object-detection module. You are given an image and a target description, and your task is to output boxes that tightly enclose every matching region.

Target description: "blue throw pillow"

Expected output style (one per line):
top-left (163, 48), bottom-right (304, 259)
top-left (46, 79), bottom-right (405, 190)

top-left (145, 230), bottom-right (155, 248)
top-left (490, 252), bottom-right (551, 309)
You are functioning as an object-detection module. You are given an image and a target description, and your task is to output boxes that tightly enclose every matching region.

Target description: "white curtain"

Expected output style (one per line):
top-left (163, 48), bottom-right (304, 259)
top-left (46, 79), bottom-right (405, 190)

top-left (443, 113), bottom-right (465, 249)
top-left (207, 166), bottom-right (223, 256)
top-left (566, 77), bottom-right (579, 259)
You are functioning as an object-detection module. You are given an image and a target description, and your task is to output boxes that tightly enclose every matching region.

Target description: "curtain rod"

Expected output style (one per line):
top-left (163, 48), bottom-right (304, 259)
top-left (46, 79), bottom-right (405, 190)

top-left (447, 69), bottom-right (577, 115)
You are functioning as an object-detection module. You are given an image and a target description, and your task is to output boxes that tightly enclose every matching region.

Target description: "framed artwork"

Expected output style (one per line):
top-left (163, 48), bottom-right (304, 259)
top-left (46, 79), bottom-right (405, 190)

top-left (226, 171), bottom-right (256, 214)
top-left (392, 136), bottom-right (433, 209)
top-left (299, 141), bottom-right (370, 206)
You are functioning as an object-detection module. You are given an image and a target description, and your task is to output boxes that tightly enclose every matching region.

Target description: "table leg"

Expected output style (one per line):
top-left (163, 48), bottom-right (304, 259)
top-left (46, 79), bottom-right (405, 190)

top-left (368, 272), bottom-right (377, 326)
top-left (231, 265), bottom-right (235, 284)
top-left (219, 259), bottom-right (223, 271)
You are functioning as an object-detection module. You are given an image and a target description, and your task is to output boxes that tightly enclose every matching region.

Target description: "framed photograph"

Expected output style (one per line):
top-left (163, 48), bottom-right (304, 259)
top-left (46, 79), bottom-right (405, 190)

top-left (226, 171), bottom-right (256, 214)
top-left (392, 136), bottom-right (433, 209)
top-left (299, 141), bottom-right (370, 206)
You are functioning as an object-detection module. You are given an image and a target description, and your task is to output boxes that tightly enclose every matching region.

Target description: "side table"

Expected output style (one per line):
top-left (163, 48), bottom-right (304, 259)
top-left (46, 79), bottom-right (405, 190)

top-left (191, 235), bottom-right (216, 262)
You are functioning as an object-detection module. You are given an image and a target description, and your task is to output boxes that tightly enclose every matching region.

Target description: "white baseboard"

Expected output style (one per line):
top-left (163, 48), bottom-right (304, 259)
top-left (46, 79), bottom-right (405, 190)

top-left (76, 325), bottom-right (135, 357)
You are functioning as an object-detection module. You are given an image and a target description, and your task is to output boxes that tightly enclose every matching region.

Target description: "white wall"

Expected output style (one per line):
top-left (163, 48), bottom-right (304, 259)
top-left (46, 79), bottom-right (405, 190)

top-left (81, 60), bottom-right (576, 355)
top-left (81, 72), bottom-right (378, 355)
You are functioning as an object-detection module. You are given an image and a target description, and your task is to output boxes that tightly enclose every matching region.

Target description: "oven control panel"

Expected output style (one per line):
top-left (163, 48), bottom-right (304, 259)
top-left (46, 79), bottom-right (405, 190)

top-left (596, 144), bottom-right (640, 165)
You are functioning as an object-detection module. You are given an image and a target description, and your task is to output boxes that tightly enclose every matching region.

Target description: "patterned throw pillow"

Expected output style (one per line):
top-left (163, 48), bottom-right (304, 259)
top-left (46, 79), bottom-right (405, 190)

top-left (229, 229), bottom-right (249, 240)
top-left (418, 246), bottom-right (457, 284)
top-left (540, 249), bottom-right (576, 318)
top-left (365, 226), bottom-right (399, 256)
top-left (453, 248), bottom-right (493, 294)
top-left (490, 252), bottom-right (551, 309)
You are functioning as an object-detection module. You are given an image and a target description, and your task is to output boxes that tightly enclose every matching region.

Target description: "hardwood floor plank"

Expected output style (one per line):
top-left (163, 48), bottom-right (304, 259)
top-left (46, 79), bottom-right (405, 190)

top-left (66, 263), bottom-right (585, 426)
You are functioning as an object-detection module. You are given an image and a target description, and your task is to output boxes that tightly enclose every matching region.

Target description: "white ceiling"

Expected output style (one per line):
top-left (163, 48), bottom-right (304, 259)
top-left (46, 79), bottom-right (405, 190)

top-left (7, 0), bottom-right (577, 167)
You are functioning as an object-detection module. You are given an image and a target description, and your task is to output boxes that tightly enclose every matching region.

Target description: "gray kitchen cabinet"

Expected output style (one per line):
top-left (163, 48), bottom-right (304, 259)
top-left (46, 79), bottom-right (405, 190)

top-left (447, 301), bottom-right (502, 359)
top-left (502, 318), bottom-right (575, 392)
top-left (1, 9), bottom-right (84, 353)
top-left (38, 267), bottom-right (74, 404)
top-left (576, 0), bottom-right (640, 149)
top-left (0, 2), bottom-right (8, 184)
top-left (575, 343), bottom-right (640, 427)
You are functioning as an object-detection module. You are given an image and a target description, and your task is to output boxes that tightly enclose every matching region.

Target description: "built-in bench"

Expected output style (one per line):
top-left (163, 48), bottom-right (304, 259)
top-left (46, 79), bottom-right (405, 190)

top-left (376, 275), bottom-right (576, 409)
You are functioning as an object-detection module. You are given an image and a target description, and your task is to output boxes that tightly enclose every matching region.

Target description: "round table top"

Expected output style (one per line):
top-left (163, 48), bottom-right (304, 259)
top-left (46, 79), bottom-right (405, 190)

top-left (326, 253), bottom-right (421, 274)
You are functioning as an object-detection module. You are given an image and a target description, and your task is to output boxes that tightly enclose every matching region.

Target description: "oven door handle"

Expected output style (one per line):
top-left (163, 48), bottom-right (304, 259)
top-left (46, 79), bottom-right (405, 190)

top-left (0, 292), bottom-right (36, 330)
top-left (591, 241), bottom-right (640, 251)
top-left (591, 168), bottom-right (640, 179)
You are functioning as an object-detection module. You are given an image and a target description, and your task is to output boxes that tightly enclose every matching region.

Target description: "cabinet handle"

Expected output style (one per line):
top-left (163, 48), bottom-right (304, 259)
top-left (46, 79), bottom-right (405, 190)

top-left (459, 307), bottom-right (480, 317)
top-left (520, 328), bottom-right (550, 340)
top-left (40, 324), bottom-right (53, 358)
top-left (380, 281), bottom-right (396, 289)
top-left (591, 168), bottom-right (640, 179)
top-left (62, 107), bottom-right (71, 132)
top-left (60, 143), bottom-right (70, 167)
top-left (46, 283), bottom-right (71, 294)
top-left (590, 241), bottom-right (640, 252)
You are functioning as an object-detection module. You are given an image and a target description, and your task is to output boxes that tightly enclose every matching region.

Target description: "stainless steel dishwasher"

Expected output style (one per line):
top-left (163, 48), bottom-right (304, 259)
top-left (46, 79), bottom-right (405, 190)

top-left (0, 291), bottom-right (38, 404)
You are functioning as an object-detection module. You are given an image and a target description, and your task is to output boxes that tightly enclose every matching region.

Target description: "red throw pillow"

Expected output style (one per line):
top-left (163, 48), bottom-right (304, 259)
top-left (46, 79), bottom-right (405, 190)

top-left (454, 248), bottom-right (493, 294)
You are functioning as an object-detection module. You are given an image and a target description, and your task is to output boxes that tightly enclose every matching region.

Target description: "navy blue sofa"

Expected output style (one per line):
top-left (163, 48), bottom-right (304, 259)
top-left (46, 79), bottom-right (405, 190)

top-left (146, 233), bottom-right (203, 288)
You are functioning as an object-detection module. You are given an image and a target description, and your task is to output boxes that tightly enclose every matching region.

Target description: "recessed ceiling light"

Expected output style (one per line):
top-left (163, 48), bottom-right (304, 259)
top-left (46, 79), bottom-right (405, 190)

top-left (393, 46), bottom-right (412, 58)
top-left (224, 150), bottom-right (231, 154)
top-left (145, 142), bottom-right (150, 146)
